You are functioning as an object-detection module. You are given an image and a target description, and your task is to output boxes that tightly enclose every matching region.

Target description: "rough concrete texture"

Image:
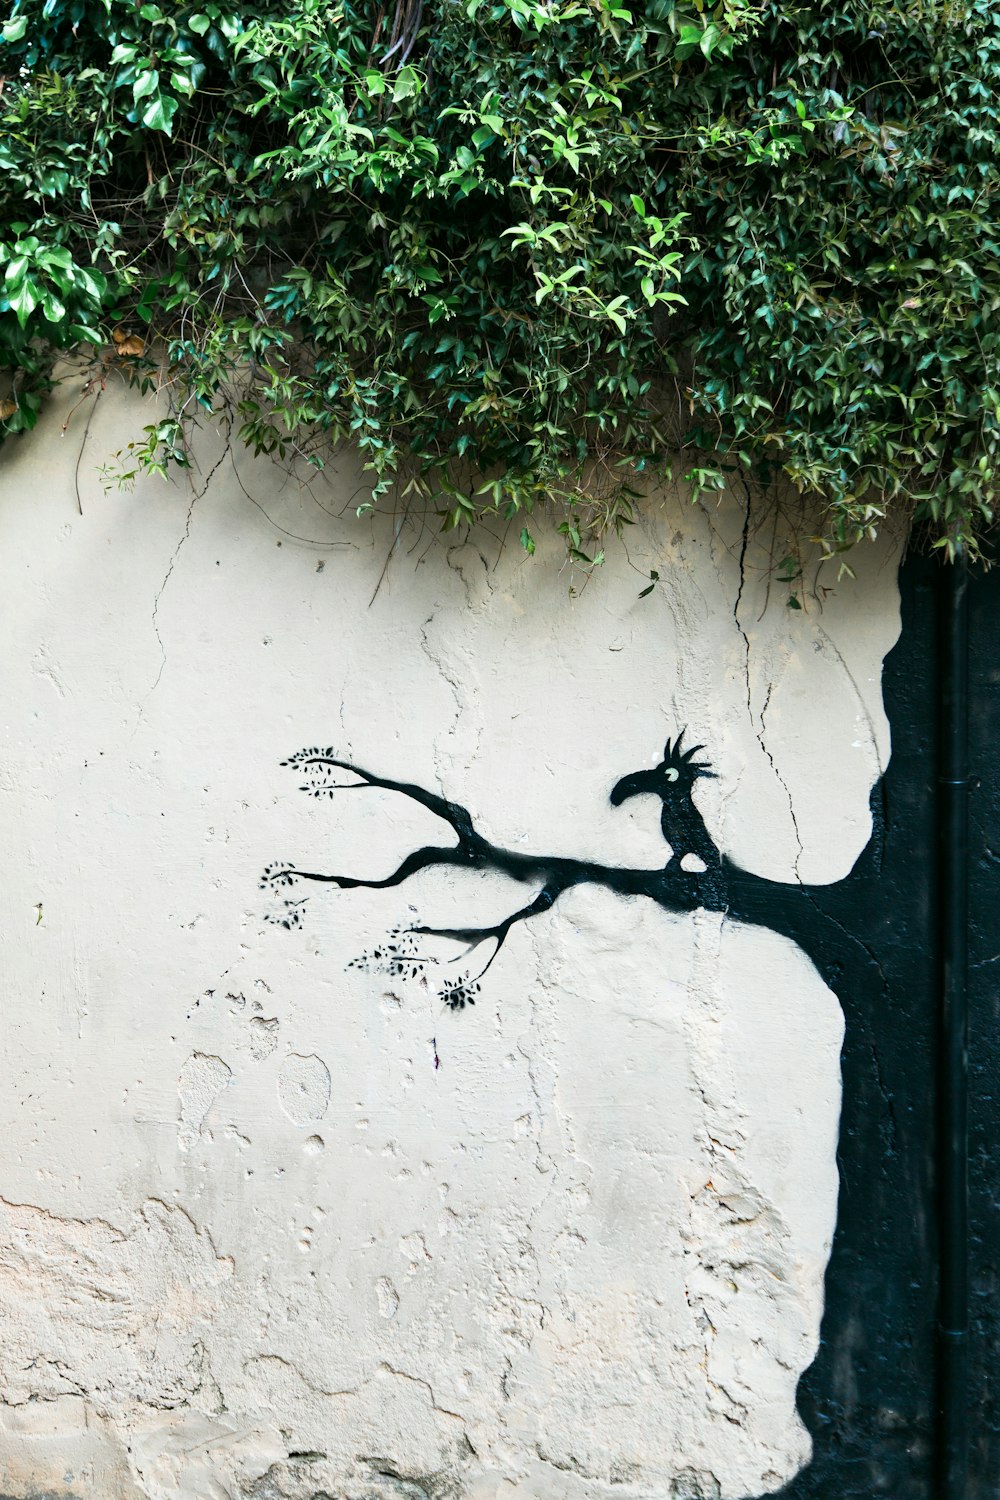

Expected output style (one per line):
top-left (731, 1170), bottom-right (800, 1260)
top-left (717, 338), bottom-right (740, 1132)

top-left (0, 380), bottom-right (903, 1500)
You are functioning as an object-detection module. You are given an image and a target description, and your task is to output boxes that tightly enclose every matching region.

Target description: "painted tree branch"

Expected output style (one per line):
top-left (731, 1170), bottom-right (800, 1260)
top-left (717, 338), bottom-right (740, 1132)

top-left (261, 737), bottom-right (885, 1009)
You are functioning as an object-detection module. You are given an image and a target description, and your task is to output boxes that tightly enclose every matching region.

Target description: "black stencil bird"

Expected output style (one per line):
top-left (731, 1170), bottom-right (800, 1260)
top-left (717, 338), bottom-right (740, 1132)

top-left (610, 730), bottom-right (721, 888)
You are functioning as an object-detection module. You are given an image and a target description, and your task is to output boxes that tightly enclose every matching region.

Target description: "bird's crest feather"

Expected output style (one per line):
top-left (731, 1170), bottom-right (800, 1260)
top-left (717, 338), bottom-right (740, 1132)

top-left (662, 728), bottom-right (717, 778)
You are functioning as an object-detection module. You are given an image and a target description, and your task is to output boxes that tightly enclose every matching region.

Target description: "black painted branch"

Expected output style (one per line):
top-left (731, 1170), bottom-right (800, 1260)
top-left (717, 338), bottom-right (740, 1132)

top-left (264, 844), bottom-right (471, 891)
top-left (412, 886), bottom-right (560, 978)
top-left (266, 747), bottom-right (886, 1004)
top-left (284, 751), bottom-right (480, 847)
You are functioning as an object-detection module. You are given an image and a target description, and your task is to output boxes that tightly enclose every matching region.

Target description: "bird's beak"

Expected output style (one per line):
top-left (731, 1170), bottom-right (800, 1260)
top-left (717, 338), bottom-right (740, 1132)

top-left (610, 768), bottom-right (659, 807)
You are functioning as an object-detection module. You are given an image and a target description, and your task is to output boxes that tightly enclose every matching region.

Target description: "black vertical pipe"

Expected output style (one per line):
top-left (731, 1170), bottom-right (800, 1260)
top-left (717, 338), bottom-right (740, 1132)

top-left (938, 551), bottom-right (969, 1500)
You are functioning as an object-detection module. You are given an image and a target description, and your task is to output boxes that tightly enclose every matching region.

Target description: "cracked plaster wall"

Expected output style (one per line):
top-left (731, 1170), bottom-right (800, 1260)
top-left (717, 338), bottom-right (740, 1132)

top-left (0, 382), bottom-right (903, 1500)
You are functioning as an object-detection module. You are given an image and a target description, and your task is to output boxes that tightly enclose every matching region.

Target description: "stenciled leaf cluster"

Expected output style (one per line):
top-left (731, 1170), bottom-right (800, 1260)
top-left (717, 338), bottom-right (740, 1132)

top-left (0, 0), bottom-right (997, 560)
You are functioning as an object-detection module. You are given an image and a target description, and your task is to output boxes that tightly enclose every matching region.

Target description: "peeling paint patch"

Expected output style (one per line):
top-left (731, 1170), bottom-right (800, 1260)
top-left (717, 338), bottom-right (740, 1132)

top-left (276, 1054), bottom-right (331, 1126)
top-left (177, 1052), bottom-right (232, 1149)
top-left (247, 1015), bottom-right (280, 1062)
top-left (0, 1198), bottom-right (232, 1409)
top-left (672, 1466), bottom-right (723, 1499)
top-left (376, 1278), bottom-right (400, 1319)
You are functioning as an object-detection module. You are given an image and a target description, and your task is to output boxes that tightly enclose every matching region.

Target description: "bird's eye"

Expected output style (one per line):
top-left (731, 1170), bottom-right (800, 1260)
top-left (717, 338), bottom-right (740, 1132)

top-left (665, 768), bottom-right (680, 782)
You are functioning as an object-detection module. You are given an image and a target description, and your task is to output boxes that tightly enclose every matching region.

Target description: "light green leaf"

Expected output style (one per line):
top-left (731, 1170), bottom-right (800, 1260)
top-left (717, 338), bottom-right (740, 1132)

top-left (75, 268), bottom-right (108, 302)
top-left (133, 69), bottom-right (160, 102)
top-left (40, 245), bottom-right (73, 270)
top-left (41, 290), bottom-right (66, 323)
top-left (141, 91), bottom-right (179, 133)
top-left (4, 255), bottom-right (30, 287)
top-left (700, 23), bottom-right (720, 57)
top-left (391, 65), bottom-right (420, 102)
top-left (8, 279), bottom-right (39, 327)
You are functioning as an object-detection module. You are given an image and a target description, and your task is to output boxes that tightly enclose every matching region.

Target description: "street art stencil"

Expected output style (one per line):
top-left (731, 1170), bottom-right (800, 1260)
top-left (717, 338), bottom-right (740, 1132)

top-left (260, 727), bottom-right (896, 1497)
top-left (260, 730), bottom-right (883, 1014)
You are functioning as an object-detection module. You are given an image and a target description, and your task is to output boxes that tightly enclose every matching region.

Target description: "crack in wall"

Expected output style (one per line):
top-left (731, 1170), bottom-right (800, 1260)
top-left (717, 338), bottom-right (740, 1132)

top-left (135, 441), bottom-right (231, 730)
top-left (377, 1365), bottom-right (465, 1426)
top-left (137, 490), bottom-right (198, 725)
top-left (758, 682), bottom-right (805, 884)
top-left (247, 1354), bottom-right (466, 1427)
top-left (733, 486), bottom-right (805, 883)
top-left (417, 611), bottom-right (483, 789)
top-left (815, 625), bottom-right (887, 777)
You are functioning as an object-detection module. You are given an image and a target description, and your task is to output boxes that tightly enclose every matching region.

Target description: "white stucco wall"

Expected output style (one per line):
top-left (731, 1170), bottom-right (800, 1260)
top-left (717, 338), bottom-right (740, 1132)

top-left (0, 381), bottom-right (902, 1500)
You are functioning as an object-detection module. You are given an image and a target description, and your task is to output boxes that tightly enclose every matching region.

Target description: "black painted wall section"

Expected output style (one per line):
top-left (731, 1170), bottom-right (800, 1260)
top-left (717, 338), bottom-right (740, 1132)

top-left (967, 564), bottom-right (1000, 1495)
top-left (782, 554), bottom-right (999, 1500)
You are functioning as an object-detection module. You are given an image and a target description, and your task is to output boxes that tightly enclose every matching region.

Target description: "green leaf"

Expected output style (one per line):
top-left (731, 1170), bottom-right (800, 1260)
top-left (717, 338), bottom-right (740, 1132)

top-left (2, 14), bottom-right (28, 41)
top-left (187, 12), bottom-right (211, 34)
top-left (41, 290), bottom-right (66, 322)
top-left (4, 255), bottom-right (30, 287)
top-left (133, 69), bottom-right (160, 102)
top-left (40, 245), bottom-right (73, 269)
top-left (675, 23), bottom-right (702, 59)
top-left (75, 268), bottom-right (107, 302)
top-left (141, 91), bottom-right (179, 133)
top-left (8, 279), bottom-right (39, 327)
top-left (391, 65), bottom-right (420, 102)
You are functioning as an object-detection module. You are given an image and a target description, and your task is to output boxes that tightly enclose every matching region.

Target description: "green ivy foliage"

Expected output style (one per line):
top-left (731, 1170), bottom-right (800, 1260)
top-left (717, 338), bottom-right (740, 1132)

top-left (0, 0), bottom-right (997, 559)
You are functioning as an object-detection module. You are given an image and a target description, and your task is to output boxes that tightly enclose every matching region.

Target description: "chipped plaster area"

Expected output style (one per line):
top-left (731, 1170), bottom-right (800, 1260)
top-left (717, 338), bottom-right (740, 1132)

top-left (0, 390), bottom-right (902, 1500)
